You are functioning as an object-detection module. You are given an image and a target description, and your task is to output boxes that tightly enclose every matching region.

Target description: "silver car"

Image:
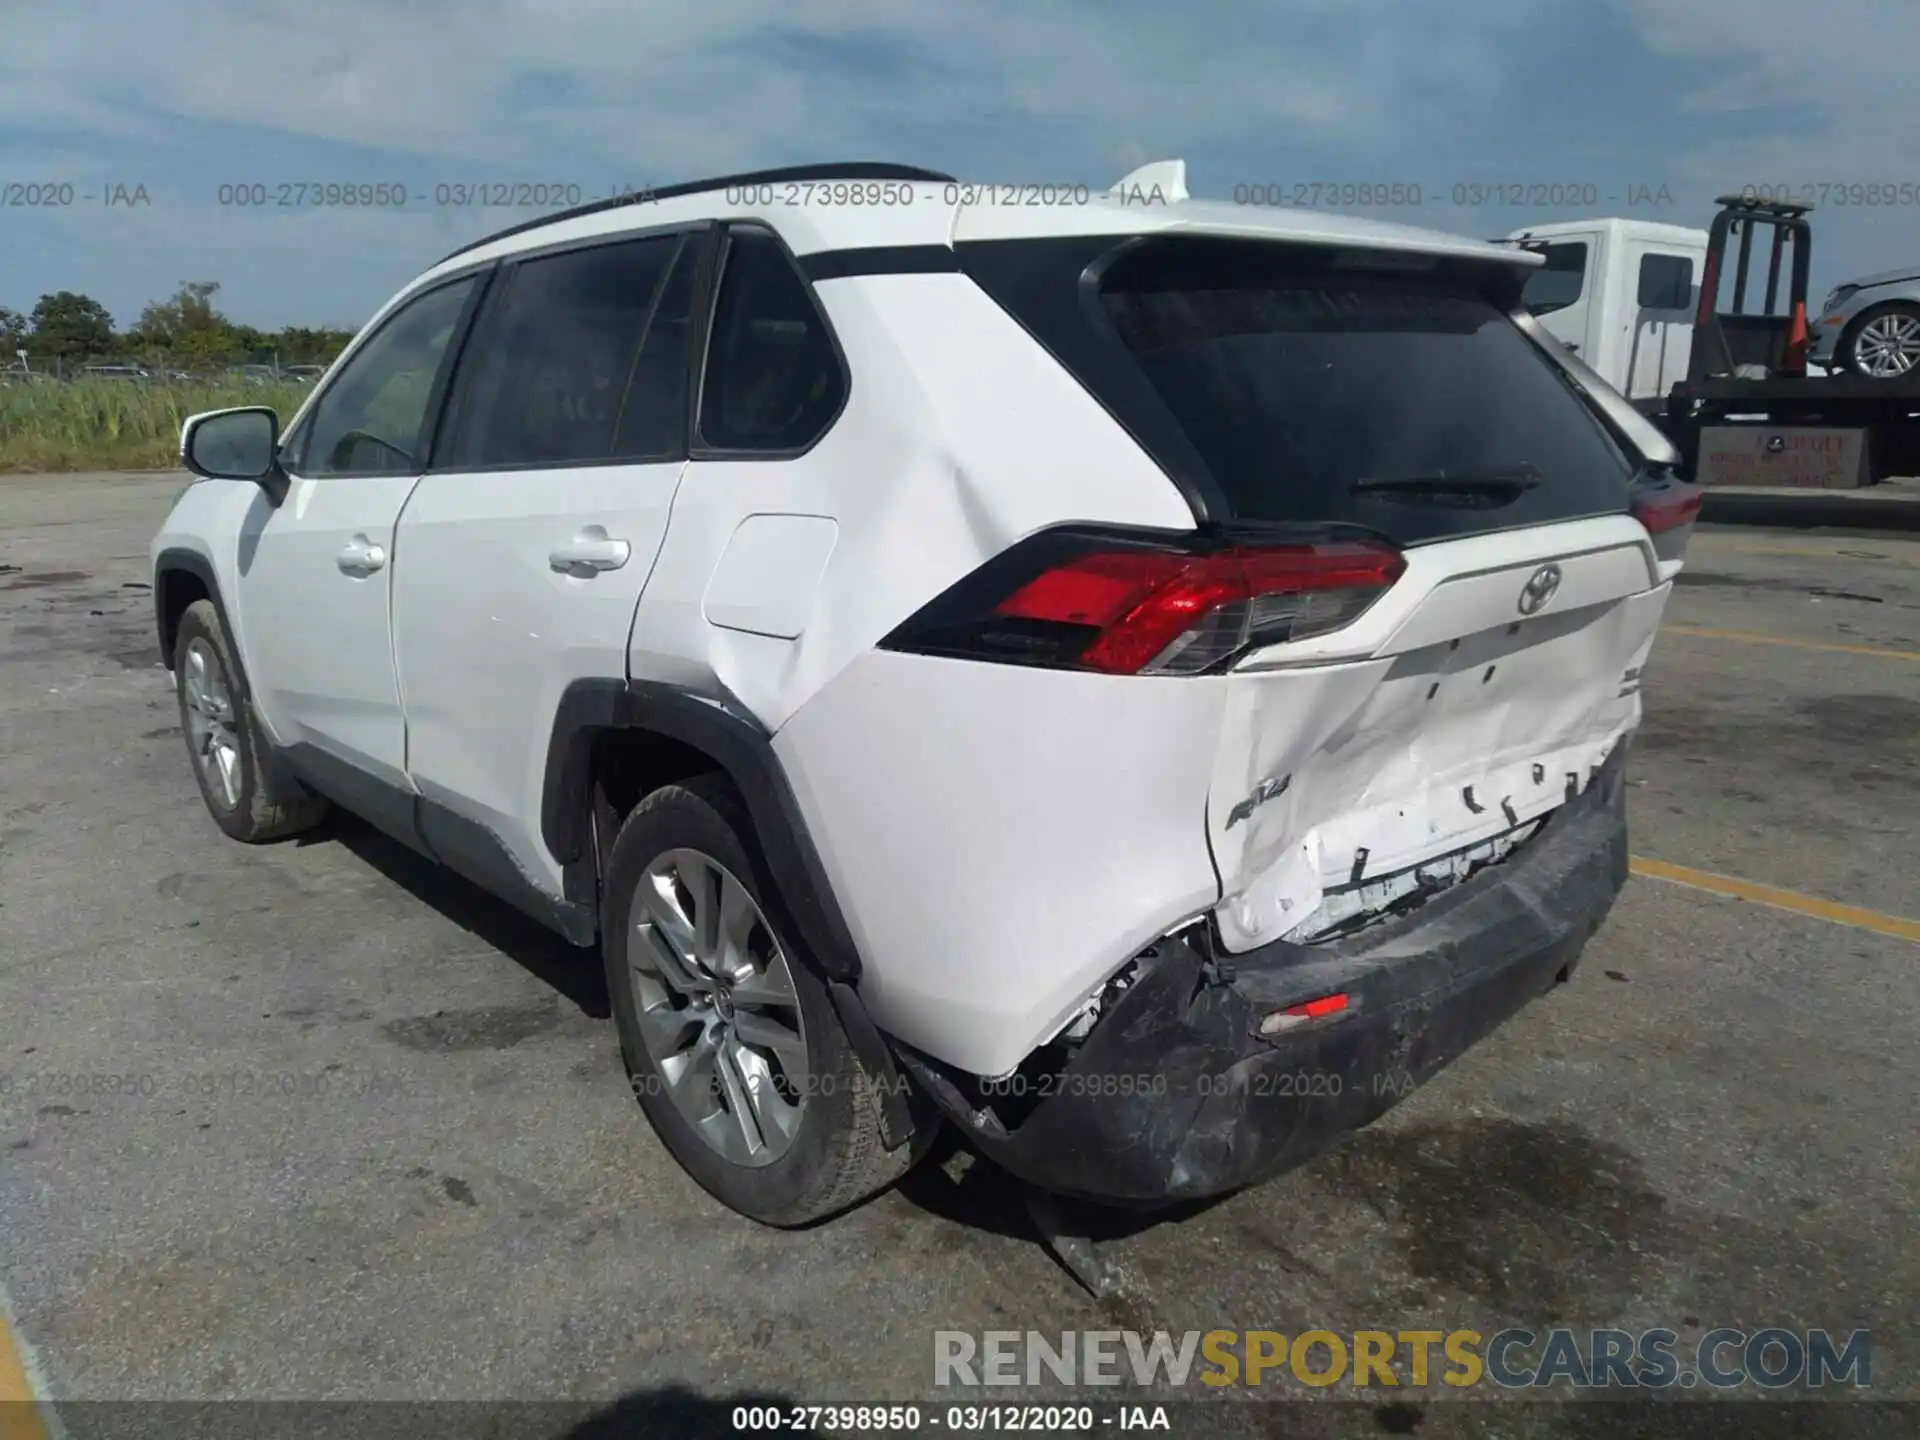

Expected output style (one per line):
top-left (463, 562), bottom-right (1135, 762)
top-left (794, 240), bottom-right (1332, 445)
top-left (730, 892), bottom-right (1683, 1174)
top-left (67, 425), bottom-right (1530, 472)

top-left (1809, 265), bottom-right (1920, 380)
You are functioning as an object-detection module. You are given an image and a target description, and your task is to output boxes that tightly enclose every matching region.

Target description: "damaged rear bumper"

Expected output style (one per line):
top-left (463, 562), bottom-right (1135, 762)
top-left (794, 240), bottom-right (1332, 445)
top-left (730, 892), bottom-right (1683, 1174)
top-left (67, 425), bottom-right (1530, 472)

top-left (897, 746), bottom-right (1630, 1207)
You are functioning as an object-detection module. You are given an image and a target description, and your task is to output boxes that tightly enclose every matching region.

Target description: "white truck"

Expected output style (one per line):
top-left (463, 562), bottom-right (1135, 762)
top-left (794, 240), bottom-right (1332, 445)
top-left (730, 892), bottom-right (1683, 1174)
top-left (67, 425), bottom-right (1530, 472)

top-left (1504, 197), bottom-right (1919, 487)
top-left (1504, 217), bottom-right (1711, 405)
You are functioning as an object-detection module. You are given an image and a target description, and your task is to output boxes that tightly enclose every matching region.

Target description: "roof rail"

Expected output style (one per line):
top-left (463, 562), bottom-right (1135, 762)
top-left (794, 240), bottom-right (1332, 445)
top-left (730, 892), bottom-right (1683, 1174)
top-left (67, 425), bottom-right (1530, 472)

top-left (436, 161), bottom-right (957, 264)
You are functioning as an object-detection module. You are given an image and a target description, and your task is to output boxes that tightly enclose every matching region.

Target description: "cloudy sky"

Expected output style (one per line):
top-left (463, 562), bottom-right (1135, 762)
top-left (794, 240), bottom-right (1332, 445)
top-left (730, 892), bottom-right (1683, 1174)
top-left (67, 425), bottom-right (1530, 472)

top-left (2, 0), bottom-right (1917, 331)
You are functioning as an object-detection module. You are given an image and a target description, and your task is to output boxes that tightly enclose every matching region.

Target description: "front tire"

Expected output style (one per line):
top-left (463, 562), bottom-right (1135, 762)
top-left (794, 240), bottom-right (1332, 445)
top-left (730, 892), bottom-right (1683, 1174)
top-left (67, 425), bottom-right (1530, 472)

top-left (602, 777), bottom-right (919, 1225)
top-left (173, 599), bottom-right (328, 843)
top-left (1839, 301), bottom-right (1920, 382)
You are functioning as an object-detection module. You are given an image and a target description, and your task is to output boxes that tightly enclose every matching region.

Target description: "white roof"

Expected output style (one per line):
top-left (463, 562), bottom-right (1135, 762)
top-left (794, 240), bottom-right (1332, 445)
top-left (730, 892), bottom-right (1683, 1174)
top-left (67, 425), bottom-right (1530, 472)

top-left (1506, 217), bottom-right (1708, 247)
top-left (422, 157), bottom-right (1542, 285)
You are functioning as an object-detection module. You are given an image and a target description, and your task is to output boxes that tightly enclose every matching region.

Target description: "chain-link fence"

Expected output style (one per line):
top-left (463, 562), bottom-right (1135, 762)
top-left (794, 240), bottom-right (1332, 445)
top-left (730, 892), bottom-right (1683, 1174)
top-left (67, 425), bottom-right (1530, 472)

top-left (0, 360), bottom-right (332, 386)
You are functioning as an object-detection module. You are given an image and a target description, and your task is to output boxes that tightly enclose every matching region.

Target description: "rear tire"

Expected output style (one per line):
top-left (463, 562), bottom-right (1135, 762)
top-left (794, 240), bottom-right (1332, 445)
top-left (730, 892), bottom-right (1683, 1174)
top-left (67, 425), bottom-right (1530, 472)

top-left (602, 776), bottom-right (921, 1225)
top-left (1839, 301), bottom-right (1920, 382)
top-left (173, 599), bottom-right (329, 843)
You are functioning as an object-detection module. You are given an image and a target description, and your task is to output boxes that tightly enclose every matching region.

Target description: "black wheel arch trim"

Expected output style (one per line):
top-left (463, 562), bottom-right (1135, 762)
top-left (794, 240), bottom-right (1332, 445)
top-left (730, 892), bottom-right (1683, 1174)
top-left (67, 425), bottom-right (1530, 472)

top-left (544, 678), bottom-right (916, 1149)
top-left (152, 545), bottom-right (310, 805)
top-left (543, 678), bottom-right (865, 985)
top-left (153, 547), bottom-right (236, 684)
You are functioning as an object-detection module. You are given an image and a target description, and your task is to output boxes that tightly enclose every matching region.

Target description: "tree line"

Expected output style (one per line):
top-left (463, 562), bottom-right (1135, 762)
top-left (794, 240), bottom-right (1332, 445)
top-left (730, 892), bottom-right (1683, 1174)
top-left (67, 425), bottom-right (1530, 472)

top-left (0, 283), bottom-right (355, 373)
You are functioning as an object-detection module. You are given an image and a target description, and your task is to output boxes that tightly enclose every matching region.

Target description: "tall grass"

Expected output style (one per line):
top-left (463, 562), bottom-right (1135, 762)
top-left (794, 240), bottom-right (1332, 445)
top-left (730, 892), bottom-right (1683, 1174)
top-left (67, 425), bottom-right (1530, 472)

top-left (0, 378), bottom-right (312, 473)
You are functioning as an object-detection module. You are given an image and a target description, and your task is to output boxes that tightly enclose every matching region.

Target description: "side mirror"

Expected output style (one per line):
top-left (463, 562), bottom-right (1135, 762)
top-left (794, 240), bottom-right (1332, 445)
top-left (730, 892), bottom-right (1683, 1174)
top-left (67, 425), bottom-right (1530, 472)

top-left (181, 407), bottom-right (288, 504)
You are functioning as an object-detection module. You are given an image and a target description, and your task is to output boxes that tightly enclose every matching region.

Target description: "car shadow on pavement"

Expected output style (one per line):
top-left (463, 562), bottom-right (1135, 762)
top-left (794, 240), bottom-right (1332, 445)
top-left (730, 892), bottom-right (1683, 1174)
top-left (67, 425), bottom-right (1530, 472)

top-left (896, 1124), bottom-right (1229, 1282)
top-left (301, 812), bottom-right (1211, 1275)
top-left (311, 810), bottom-right (611, 1019)
top-left (891, 1127), bottom-right (1034, 1239)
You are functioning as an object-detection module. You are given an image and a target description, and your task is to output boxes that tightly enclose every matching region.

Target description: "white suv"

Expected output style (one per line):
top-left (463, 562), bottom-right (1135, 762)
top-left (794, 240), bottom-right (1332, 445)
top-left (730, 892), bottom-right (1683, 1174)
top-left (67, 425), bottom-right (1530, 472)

top-left (151, 159), bottom-right (1700, 1224)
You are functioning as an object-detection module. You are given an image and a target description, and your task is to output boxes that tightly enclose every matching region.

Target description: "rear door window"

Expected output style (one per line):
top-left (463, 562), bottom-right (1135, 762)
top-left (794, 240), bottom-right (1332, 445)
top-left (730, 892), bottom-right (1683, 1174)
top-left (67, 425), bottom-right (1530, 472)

top-left (611, 238), bottom-right (698, 460)
top-left (439, 234), bottom-right (681, 469)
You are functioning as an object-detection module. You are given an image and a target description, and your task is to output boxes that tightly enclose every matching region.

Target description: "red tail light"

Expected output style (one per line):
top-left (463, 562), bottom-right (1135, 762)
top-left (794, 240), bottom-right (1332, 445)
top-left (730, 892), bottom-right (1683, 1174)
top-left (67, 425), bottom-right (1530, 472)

top-left (1630, 478), bottom-right (1703, 566)
top-left (1630, 483), bottom-right (1703, 536)
top-left (883, 529), bottom-right (1405, 676)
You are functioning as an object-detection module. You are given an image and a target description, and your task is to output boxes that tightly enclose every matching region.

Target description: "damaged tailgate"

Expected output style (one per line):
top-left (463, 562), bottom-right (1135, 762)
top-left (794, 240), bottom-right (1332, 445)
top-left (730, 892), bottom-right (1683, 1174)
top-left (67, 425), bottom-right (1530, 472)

top-left (1208, 519), bottom-right (1669, 950)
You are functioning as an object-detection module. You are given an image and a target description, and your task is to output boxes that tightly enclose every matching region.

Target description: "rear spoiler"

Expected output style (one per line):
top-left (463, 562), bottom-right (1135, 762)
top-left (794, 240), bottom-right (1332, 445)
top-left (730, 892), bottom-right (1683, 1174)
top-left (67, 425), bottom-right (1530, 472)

top-left (1510, 310), bottom-right (1682, 470)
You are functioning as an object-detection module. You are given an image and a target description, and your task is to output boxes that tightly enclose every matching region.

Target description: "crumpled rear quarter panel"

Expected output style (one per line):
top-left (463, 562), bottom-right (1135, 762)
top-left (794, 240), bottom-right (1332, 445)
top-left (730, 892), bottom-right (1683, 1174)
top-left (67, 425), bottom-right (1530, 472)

top-left (770, 647), bottom-right (1227, 1078)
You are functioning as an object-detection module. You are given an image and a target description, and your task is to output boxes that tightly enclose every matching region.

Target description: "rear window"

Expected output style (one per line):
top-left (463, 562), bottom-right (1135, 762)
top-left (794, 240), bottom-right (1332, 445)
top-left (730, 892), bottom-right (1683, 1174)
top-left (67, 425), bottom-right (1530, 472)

top-left (960, 235), bottom-right (1635, 542)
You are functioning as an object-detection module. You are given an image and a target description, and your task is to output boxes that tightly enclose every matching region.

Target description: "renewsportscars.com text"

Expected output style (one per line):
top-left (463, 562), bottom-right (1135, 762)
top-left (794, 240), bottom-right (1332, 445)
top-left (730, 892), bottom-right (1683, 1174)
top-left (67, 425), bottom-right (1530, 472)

top-left (934, 1328), bottom-right (1871, 1391)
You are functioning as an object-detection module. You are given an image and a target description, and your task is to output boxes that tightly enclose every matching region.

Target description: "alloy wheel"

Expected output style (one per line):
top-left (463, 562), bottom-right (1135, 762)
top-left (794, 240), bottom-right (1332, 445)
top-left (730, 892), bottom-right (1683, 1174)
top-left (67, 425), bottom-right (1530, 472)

top-left (627, 847), bottom-right (810, 1167)
top-left (1853, 311), bottom-right (1920, 378)
top-left (182, 637), bottom-right (242, 811)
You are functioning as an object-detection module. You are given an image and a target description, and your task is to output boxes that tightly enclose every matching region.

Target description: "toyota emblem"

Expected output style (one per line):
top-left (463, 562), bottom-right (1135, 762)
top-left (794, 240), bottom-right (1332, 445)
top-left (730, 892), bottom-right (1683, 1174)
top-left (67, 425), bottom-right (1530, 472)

top-left (1517, 563), bottom-right (1563, 616)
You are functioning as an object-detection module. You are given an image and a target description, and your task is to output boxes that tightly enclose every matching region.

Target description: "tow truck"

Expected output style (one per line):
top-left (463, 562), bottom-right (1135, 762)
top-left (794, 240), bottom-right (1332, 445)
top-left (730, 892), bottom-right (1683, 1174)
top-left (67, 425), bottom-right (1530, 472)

top-left (1505, 193), bottom-right (1920, 488)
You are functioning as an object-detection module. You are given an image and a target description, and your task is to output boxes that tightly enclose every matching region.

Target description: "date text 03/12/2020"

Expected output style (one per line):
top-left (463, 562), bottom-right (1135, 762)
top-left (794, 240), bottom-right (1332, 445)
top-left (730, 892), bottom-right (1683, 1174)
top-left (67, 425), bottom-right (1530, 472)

top-left (1228, 181), bottom-right (1678, 209)
top-left (729, 1404), bottom-right (1174, 1432)
top-left (210, 181), bottom-right (661, 209)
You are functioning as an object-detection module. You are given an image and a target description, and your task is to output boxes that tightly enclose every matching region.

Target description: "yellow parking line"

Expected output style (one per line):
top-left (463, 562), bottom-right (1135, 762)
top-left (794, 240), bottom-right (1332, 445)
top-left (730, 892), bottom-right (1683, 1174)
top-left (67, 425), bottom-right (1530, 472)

top-left (1660, 623), bottom-right (1920, 662)
top-left (0, 1296), bottom-right (53, 1440)
top-left (1630, 857), bottom-right (1920, 943)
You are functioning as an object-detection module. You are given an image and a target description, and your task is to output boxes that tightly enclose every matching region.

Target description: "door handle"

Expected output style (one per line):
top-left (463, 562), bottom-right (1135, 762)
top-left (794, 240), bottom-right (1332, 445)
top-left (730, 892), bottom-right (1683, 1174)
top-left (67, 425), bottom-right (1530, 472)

top-left (337, 534), bottom-right (387, 576)
top-left (549, 526), bottom-right (631, 575)
top-left (1563, 341), bottom-right (1580, 352)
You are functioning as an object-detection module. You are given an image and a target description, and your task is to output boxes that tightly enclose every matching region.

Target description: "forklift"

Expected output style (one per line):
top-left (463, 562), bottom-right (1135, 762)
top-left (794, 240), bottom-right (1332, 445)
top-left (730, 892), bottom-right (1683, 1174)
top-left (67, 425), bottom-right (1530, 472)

top-left (1652, 193), bottom-right (1920, 485)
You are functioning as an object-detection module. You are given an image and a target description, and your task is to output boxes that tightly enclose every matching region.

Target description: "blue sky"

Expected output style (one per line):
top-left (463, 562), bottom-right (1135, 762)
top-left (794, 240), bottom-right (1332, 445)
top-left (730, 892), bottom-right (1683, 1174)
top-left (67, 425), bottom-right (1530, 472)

top-left (2, 0), bottom-right (1917, 332)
